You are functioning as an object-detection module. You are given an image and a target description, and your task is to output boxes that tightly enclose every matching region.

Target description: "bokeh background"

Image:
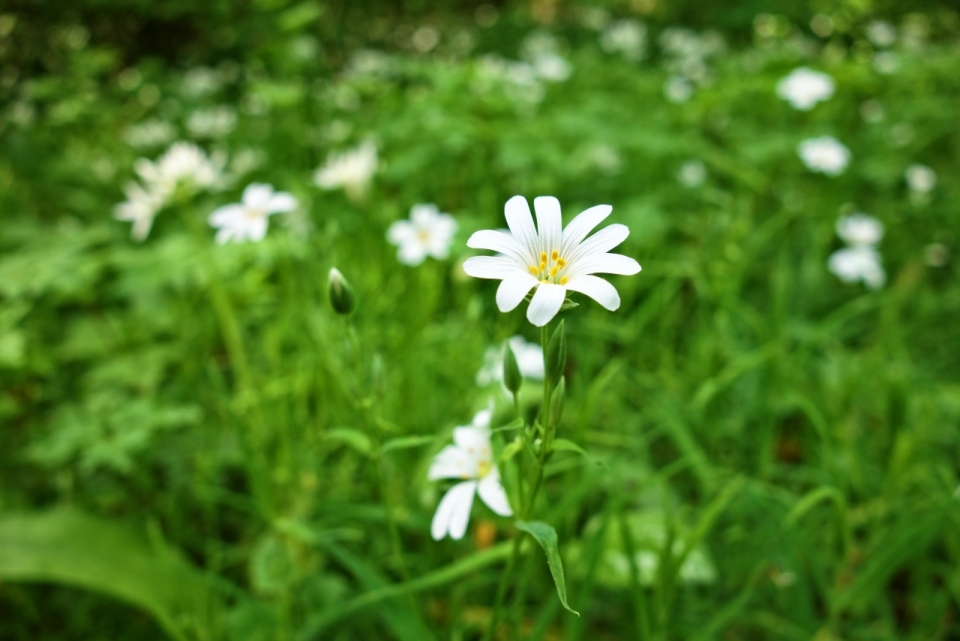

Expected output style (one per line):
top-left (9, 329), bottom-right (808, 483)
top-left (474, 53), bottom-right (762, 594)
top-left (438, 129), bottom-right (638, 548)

top-left (2, 0), bottom-right (959, 639)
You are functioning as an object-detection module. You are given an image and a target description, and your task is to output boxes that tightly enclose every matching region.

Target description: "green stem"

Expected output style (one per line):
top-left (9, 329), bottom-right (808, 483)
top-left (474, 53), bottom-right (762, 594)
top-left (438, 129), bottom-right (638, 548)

top-left (482, 532), bottom-right (523, 641)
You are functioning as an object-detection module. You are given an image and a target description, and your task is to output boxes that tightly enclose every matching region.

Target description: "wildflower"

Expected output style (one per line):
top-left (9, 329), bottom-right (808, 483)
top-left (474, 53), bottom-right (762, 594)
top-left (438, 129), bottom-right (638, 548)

top-left (828, 246), bottom-right (885, 289)
top-left (476, 336), bottom-right (544, 387)
top-left (664, 76), bottom-right (693, 103)
top-left (600, 19), bottom-right (647, 62)
top-left (186, 106), bottom-right (237, 139)
top-left (313, 140), bottom-right (378, 201)
top-left (531, 53), bottom-right (572, 82)
top-left (866, 21), bottom-right (897, 48)
top-left (677, 160), bottom-right (706, 187)
top-left (207, 183), bottom-right (297, 244)
top-left (776, 68), bottom-right (835, 110)
top-left (905, 164), bottom-right (936, 193)
top-left (387, 204), bottom-right (458, 266)
top-left (113, 182), bottom-right (165, 242)
top-left (798, 136), bottom-right (850, 176)
top-left (464, 196), bottom-right (641, 327)
top-left (428, 410), bottom-right (512, 541)
top-left (133, 141), bottom-right (226, 192)
top-left (836, 213), bottom-right (883, 247)
top-left (123, 119), bottom-right (176, 148)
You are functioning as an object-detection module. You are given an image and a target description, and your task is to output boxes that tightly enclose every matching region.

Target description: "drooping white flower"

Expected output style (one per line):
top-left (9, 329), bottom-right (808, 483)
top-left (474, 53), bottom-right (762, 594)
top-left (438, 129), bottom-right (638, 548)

top-left (387, 204), bottom-right (458, 266)
top-left (313, 140), bottom-right (378, 201)
top-left (463, 196), bottom-right (641, 327)
top-left (836, 214), bottom-right (883, 247)
top-left (905, 164), bottom-right (936, 193)
top-left (798, 136), bottom-right (850, 176)
top-left (476, 336), bottom-right (544, 387)
top-left (828, 246), bottom-right (885, 289)
top-left (429, 410), bottom-right (512, 541)
top-left (776, 68), bottom-right (835, 110)
top-left (208, 183), bottom-right (298, 245)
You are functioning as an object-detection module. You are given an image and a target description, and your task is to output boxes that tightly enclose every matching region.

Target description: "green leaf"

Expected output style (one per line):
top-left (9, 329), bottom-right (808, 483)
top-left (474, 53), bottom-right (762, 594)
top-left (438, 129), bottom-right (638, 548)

top-left (0, 507), bottom-right (220, 641)
top-left (378, 435), bottom-right (436, 455)
top-left (551, 438), bottom-right (588, 458)
top-left (325, 428), bottom-right (373, 455)
top-left (516, 520), bottom-right (579, 616)
top-left (492, 417), bottom-right (525, 433)
top-left (499, 438), bottom-right (523, 463)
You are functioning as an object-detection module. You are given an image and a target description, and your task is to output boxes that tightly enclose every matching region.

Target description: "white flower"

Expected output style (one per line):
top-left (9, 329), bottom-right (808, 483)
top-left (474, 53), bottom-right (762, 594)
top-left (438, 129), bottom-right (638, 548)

top-left (387, 204), bottom-right (458, 266)
top-left (872, 52), bottom-right (900, 75)
top-left (463, 196), bottom-right (641, 327)
top-left (186, 106), bottom-right (237, 139)
top-left (531, 53), bottom-right (572, 82)
top-left (776, 68), bottom-right (835, 110)
top-left (866, 21), bottom-right (897, 48)
top-left (828, 246), bottom-right (885, 289)
top-left (836, 214), bottom-right (883, 247)
top-left (664, 76), bottom-right (693, 103)
top-left (600, 19), bottom-right (646, 61)
top-left (134, 141), bottom-right (226, 192)
top-left (208, 183), bottom-right (297, 245)
top-left (798, 136), bottom-right (850, 176)
top-left (123, 119), bottom-right (176, 148)
top-left (905, 164), bottom-right (936, 193)
top-left (113, 181), bottom-right (165, 242)
top-left (313, 140), bottom-right (378, 201)
top-left (428, 410), bottom-right (512, 541)
top-left (677, 159), bottom-right (706, 187)
top-left (476, 336), bottom-right (544, 387)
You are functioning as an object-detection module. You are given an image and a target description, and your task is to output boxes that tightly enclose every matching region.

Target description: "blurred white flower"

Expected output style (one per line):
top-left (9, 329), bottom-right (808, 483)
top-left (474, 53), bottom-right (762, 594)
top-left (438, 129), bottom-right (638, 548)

top-left (531, 53), bottom-right (572, 82)
top-left (828, 246), bottom-right (885, 289)
top-left (678, 160), bottom-right (706, 187)
top-left (186, 106), bottom-right (237, 139)
top-left (463, 196), bottom-right (641, 327)
top-left (872, 52), bottom-right (900, 75)
top-left (866, 21), bottom-right (897, 48)
top-left (600, 19), bottom-right (646, 62)
top-left (428, 410), bottom-right (512, 541)
top-left (181, 67), bottom-right (222, 98)
top-left (664, 76), bottom-right (693, 103)
top-left (925, 243), bottom-right (948, 267)
top-left (113, 181), bottom-right (166, 242)
top-left (905, 164), bottom-right (936, 193)
top-left (860, 99), bottom-right (885, 123)
top-left (387, 204), bottom-right (458, 266)
top-left (208, 183), bottom-right (298, 245)
top-left (476, 336), bottom-right (544, 387)
top-left (313, 140), bottom-right (378, 201)
top-left (836, 213), bottom-right (883, 247)
top-left (776, 68), bottom-right (834, 110)
top-left (124, 119), bottom-right (176, 148)
top-left (798, 136), bottom-right (850, 176)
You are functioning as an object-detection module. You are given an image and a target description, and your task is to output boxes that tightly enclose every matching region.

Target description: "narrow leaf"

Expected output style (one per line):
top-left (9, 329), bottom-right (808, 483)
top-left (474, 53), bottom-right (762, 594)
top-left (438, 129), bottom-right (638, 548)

top-left (379, 435), bottom-right (436, 455)
top-left (325, 428), bottom-right (373, 455)
top-left (516, 520), bottom-right (579, 616)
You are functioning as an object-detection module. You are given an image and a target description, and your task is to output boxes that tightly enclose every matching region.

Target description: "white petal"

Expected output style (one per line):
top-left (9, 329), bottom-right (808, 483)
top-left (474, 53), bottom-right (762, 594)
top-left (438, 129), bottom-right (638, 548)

top-left (497, 273), bottom-right (538, 312)
top-left (504, 196), bottom-right (538, 263)
top-left (570, 253), bottom-right (641, 277)
top-left (209, 204), bottom-right (243, 225)
top-left (467, 230), bottom-right (527, 263)
top-left (566, 275), bottom-right (620, 311)
top-left (560, 205), bottom-right (612, 257)
top-left (471, 409), bottom-right (493, 429)
top-left (570, 224), bottom-right (630, 263)
top-left (387, 220), bottom-right (415, 244)
top-left (463, 256), bottom-right (521, 280)
top-left (526, 283), bottom-right (566, 327)
top-left (215, 227), bottom-right (235, 245)
top-left (266, 192), bottom-right (298, 214)
top-left (398, 242), bottom-right (428, 266)
top-left (533, 196), bottom-right (562, 257)
top-left (244, 216), bottom-right (269, 242)
top-left (431, 481), bottom-right (477, 541)
top-left (477, 470), bottom-right (513, 517)
top-left (429, 445), bottom-right (479, 480)
top-left (242, 183), bottom-right (273, 209)
top-left (453, 425), bottom-right (492, 458)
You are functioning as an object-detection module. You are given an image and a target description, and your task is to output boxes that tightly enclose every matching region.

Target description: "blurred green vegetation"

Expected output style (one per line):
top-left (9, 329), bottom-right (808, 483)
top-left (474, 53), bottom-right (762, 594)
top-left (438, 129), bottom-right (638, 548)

top-left (2, 0), bottom-right (960, 639)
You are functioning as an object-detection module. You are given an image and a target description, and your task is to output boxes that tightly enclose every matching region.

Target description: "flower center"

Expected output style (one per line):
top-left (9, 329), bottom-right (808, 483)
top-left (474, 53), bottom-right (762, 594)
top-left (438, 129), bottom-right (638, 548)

top-left (528, 249), bottom-right (569, 285)
top-left (245, 207), bottom-right (265, 220)
top-left (477, 458), bottom-right (492, 478)
top-left (417, 228), bottom-right (431, 243)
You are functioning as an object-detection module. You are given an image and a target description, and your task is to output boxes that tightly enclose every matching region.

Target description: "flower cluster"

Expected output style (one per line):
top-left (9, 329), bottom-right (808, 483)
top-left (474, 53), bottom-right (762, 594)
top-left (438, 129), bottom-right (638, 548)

top-left (828, 213), bottom-right (886, 289)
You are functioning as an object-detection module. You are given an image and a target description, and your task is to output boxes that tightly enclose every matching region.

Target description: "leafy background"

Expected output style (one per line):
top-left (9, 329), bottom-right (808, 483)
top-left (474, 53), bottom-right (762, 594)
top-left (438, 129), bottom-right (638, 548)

top-left (2, 0), bottom-right (959, 639)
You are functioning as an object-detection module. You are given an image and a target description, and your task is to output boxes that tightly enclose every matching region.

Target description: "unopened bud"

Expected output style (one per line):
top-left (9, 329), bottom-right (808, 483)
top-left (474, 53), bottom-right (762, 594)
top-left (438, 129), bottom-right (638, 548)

top-left (503, 343), bottom-right (522, 395)
top-left (549, 376), bottom-right (566, 427)
top-left (546, 320), bottom-right (566, 386)
top-left (328, 267), bottom-right (355, 315)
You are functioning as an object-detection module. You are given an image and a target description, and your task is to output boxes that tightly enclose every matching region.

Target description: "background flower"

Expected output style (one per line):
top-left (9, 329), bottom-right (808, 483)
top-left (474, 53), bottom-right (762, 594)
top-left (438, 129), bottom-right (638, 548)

top-left (387, 204), bottom-right (458, 266)
top-left (208, 183), bottom-right (297, 244)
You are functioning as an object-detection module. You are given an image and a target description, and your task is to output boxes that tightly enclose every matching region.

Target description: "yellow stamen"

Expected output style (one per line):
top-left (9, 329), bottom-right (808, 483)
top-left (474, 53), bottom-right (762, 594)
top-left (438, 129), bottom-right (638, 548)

top-left (557, 258), bottom-right (567, 267)
top-left (549, 265), bottom-right (560, 277)
top-left (540, 252), bottom-right (547, 263)
top-left (551, 250), bottom-right (559, 260)
top-left (529, 266), bottom-right (538, 276)
top-left (559, 276), bottom-right (568, 285)
top-left (538, 261), bottom-right (546, 271)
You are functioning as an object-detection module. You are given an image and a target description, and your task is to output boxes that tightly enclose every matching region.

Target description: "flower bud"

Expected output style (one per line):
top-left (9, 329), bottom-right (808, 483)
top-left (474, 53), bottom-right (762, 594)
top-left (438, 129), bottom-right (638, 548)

top-left (545, 320), bottom-right (566, 386)
top-left (327, 267), bottom-right (355, 315)
top-left (503, 343), bottom-right (522, 395)
top-left (549, 376), bottom-right (566, 427)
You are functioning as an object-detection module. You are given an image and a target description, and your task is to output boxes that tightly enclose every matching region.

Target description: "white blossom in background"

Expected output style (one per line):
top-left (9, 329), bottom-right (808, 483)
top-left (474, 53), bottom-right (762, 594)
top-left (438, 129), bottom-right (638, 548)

top-left (600, 19), bottom-right (647, 62)
top-left (476, 336), bottom-right (545, 387)
top-left (208, 183), bottom-right (298, 245)
top-left (836, 213), bottom-right (884, 247)
top-left (387, 204), bottom-right (458, 266)
top-left (123, 119), bottom-right (176, 148)
top-left (866, 21), bottom-right (897, 48)
top-left (531, 53), bottom-right (572, 82)
top-left (776, 68), bottom-right (835, 110)
top-left (798, 136), bottom-right (850, 176)
top-left (181, 66), bottom-right (222, 98)
top-left (664, 76), bottom-right (694, 103)
top-left (872, 52), bottom-right (900, 75)
top-left (660, 27), bottom-right (724, 85)
top-left (678, 160), bottom-right (706, 187)
top-left (113, 181), bottom-right (166, 242)
top-left (428, 410), bottom-right (512, 541)
top-left (905, 164), bottom-right (936, 194)
top-left (187, 106), bottom-right (237, 139)
top-left (828, 246), bottom-right (885, 289)
top-left (313, 140), bottom-right (378, 201)
top-left (464, 196), bottom-right (641, 327)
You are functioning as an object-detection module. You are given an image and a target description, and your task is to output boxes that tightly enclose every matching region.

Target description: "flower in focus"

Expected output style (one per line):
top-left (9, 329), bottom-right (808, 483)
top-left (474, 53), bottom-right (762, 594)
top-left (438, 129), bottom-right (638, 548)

top-left (313, 140), bottom-right (378, 201)
top-left (776, 68), bottom-right (835, 110)
top-left (387, 204), bottom-right (458, 266)
top-left (836, 213), bottom-right (883, 247)
top-left (428, 410), bottom-right (512, 541)
top-left (828, 246), bottom-right (885, 289)
top-left (476, 336), bottom-right (544, 387)
top-left (464, 196), bottom-right (641, 327)
top-left (905, 164), bottom-right (936, 194)
top-left (798, 136), bottom-right (850, 176)
top-left (208, 183), bottom-right (298, 245)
